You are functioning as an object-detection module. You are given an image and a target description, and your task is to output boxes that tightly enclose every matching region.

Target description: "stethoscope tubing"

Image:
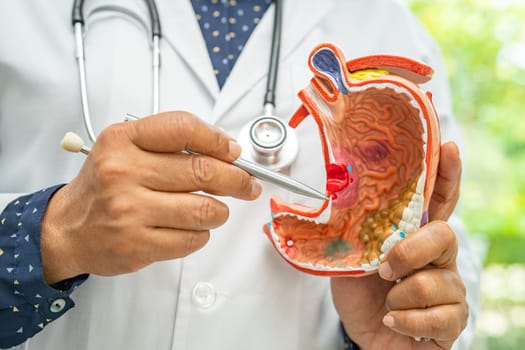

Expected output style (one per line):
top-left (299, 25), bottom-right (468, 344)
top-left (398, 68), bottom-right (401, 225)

top-left (72, 0), bottom-right (161, 143)
top-left (72, 0), bottom-right (282, 143)
top-left (264, 0), bottom-right (282, 110)
top-left (73, 21), bottom-right (96, 143)
top-left (72, 0), bottom-right (161, 38)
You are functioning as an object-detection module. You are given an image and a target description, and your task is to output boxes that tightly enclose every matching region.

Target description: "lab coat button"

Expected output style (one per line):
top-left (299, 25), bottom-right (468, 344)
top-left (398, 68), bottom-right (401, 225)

top-left (191, 282), bottom-right (216, 308)
top-left (49, 298), bottom-right (66, 313)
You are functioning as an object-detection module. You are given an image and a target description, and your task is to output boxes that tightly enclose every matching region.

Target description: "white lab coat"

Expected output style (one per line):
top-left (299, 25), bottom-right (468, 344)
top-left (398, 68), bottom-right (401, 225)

top-left (0, 0), bottom-right (480, 349)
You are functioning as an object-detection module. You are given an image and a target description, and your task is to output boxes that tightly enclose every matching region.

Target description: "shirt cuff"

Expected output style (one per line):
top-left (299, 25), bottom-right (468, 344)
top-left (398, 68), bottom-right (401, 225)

top-left (0, 186), bottom-right (88, 340)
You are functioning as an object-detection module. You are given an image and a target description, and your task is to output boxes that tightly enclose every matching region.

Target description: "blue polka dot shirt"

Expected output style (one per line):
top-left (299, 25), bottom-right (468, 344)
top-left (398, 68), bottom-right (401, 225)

top-left (191, 0), bottom-right (272, 88)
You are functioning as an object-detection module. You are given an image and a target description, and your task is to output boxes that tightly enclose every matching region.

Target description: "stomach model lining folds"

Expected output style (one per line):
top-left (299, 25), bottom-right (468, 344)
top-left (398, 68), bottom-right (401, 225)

top-left (263, 43), bottom-right (441, 277)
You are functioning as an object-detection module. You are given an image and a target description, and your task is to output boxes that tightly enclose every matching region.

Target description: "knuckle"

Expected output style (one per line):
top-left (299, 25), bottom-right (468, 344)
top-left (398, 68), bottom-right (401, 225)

top-left (452, 273), bottom-right (467, 298)
top-left (195, 198), bottom-right (228, 228)
top-left (212, 130), bottom-right (229, 154)
top-left (392, 239), bottom-right (412, 266)
top-left (167, 112), bottom-right (197, 138)
top-left (239, 173), bottom-right (253, 195)
top-left (434, 221), bottom-right (459, 260)
top-left (91, 127), bottom-right (135, 189)
top-left (93, 156), bottom-right (128, 189)
top-left (184, 231), bottom-right (210, 255)
top-left (434, 221), bottom-right (457, 246)
top-left (429, 312), bottom-right (449, 334)
top-left (429, 220), bottom-right (457, 244)
top-left (191, 156), bottom-right (215, 186)
top-left (197, 197), bottom-right (214, 225)
top-left (411, 273), bottom-right (435, 302)
top-left (450, 189), bottom-right (460, 205)
top-left (105, 196), bottom-right (134, 221)
top-left (185, 233), bottom-right (197, 254)
top-left (96, 124), bottom-right (127, 148)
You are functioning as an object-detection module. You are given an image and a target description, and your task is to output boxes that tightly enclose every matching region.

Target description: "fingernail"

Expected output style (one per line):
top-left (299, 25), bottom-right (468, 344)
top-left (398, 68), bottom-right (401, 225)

top-left (379, 261), bottom-right (393, 279)
top-left (383, 315), bottom-right (395, 328)
top-left (251, 178), bottom-right (263, 198)
top-left (228, 140), bottom-right (242, 159)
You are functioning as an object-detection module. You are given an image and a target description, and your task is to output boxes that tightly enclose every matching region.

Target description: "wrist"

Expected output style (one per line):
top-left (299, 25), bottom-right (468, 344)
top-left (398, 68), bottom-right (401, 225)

top-left (41, 185), bottom-right (82, 284)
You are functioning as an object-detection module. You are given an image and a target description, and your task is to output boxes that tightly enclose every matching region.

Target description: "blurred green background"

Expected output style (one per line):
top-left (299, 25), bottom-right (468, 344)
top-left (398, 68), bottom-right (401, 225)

top-left (402, 0), bottom-right (525, 348)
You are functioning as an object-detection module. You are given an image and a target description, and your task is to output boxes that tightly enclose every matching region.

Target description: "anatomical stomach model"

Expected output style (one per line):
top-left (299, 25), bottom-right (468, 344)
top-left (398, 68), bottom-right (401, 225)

top-left (263, 43), bottom-right (441, 276)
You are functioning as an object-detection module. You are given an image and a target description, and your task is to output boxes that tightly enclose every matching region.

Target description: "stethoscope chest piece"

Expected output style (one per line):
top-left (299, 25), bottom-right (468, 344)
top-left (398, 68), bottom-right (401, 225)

top-left (238, 114), bottom-right (299, 172)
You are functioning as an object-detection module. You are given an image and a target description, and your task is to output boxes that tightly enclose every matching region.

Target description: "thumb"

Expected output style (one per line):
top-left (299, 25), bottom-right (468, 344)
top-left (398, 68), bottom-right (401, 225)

top-left (428, 142), bottom-right (462, 221)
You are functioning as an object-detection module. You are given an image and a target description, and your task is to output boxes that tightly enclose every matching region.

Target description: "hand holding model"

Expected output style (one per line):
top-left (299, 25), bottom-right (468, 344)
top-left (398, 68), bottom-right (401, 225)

top-left (41, 112), bottom-right (262, 284)
top-left (332, 142), bottom-right (467, 349)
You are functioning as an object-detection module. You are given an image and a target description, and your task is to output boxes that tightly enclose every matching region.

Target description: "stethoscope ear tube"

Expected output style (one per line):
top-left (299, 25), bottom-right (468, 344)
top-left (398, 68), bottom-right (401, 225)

top-left (145, 0), bottom-right (161, 38)
top-left (72, 0), bottom-right (85, 25)
top-left (264, 0), bottom-right (282, 107)
top-left (73, 19), bottom-right (98, 144)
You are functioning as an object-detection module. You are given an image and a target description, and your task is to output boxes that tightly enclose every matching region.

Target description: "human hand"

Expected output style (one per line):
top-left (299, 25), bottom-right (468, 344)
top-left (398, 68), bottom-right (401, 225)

top-left (331, 142), bottom-right (468, 349)
top-left (41, 111), bottom-right (262, 284)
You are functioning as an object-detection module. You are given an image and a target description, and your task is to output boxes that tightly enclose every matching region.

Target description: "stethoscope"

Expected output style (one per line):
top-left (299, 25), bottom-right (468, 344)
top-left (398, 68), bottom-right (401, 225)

top-left (72, 0), bottom-right (299, 172)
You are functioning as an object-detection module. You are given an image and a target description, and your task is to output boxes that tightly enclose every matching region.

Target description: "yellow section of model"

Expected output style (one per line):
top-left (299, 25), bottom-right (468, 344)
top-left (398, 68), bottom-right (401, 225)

top-left (348, 69), bottom-right (390, 80)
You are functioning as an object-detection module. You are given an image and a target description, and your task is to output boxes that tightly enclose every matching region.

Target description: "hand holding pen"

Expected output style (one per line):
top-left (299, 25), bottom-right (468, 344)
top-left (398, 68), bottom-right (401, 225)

top-left (42, 111), bottom-right (264, 285)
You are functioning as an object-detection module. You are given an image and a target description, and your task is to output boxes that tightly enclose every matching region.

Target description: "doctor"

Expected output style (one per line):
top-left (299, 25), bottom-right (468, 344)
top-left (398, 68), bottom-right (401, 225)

top-left (0, 0), bottom-right (480, 349)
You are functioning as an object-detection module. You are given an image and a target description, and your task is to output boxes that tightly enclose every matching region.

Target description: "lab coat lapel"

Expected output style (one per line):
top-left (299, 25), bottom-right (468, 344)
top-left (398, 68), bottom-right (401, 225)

top-left (157, 0), bottom-right (220, 100)
top-left (212, 0), bottom-right (334, 123)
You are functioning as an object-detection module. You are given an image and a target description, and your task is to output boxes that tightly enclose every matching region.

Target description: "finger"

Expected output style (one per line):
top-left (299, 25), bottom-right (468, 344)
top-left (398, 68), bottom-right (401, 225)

top-left (146, 227), bottom-right (211, 262)
top-left (379, 221), bottom-right (458, 281)
top-left (139, 191), bottom-right (230, 230)
top-left (385, 269), bottom-right (466, 311)
top-left (126, 111), bottom-right (241, 162)
top-left (138, 152), bottom-right (262, 200)
top-left (383, 303), bottom-right (468, 341)
top-left (428, 142), bottom-right (462, 221)
top-left (98, 227), bottom-right (211, 275)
